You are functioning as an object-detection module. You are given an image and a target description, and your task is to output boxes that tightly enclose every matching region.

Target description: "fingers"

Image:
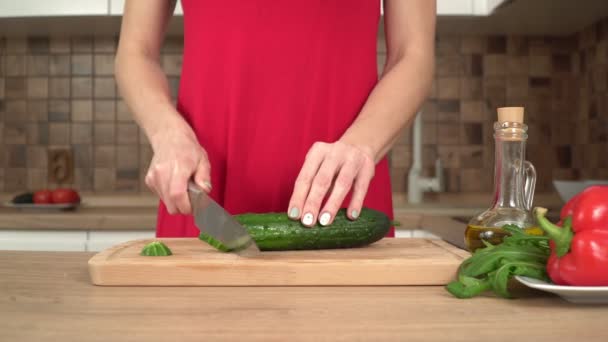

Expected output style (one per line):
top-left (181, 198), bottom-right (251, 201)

top-left (348, 161), bottom-right (375, 220)
top-left (287, 143), bottom-right (326, 221)
top-left (318, 162), bottom-right (357, 226)
top-left (144, 152), bottom-right (212, 215)
top-left (300, 154), bottom-right (341, 226)
top-left (193, 154), bottom-right (212, 193)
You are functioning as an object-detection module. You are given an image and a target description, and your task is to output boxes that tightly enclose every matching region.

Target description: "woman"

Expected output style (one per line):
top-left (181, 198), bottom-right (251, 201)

top-left (115, 0), bottom-right (435, 237)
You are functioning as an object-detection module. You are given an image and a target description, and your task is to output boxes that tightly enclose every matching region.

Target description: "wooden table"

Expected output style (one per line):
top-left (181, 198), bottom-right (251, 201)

top-left (2, 251), bottom-right (608, 342)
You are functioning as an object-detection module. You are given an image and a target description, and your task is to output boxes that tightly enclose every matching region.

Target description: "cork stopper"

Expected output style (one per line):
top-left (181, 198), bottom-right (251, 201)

top-left (497, 107), bottom-right (524, 123)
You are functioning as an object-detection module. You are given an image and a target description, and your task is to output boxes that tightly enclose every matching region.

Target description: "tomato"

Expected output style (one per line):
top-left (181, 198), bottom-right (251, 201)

top-left (33, 190), bottom-right (53, 204)
top-left (51, 188), bottom-right (81, 204)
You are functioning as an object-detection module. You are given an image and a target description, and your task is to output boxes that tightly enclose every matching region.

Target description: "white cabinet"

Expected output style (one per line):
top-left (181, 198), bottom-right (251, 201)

top-left (0, 230), bottom-right (88, 251)
top-left (0, 0), bottom-right (108, 17)
top-left (437, 0), bottom-right (507, 16)
top-left (109, 0), bottom-right (182, 16)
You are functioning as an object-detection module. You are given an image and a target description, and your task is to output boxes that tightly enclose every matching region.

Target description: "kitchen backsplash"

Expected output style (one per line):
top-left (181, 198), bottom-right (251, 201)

top-left (0, 17), bottom-right (606, 193)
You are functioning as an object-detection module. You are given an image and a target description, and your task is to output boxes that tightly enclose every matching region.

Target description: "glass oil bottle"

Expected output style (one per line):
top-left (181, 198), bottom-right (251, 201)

top-left (464, 107), bottom-right (540, 252)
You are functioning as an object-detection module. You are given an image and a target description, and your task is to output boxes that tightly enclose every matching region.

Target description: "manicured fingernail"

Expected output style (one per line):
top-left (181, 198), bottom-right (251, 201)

top-left (302, 213), bottom-right (314, 226)
top-left (319, 212), bottom-right (331, 226)
top-left (289, 207), bottom-right (299, 219)
top-left (203, 181), bottom-right (212, 191)
top-left (351, 210), bottom-right (359, 219)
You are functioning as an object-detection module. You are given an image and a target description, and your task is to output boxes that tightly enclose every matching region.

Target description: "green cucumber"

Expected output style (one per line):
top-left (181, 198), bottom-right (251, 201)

top-left (140, 241), bottom-right (173, 256)
top-left (199, 207), bottom-right (390, 252)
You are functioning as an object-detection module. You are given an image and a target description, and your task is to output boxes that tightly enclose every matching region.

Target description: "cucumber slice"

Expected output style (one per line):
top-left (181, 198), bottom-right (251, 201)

top-left (140, 241), bottom-right (173, 256)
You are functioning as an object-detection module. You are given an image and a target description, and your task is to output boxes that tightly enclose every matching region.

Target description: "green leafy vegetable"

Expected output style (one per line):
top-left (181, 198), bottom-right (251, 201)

top-left (446, 225), bottom-right (551, 299)
top-left (140, 241), bottom-right (173, 256)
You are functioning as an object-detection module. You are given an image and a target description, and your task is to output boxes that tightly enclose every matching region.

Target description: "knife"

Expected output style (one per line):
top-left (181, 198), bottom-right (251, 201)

top-left (187, 181), bottom-right (260, 256)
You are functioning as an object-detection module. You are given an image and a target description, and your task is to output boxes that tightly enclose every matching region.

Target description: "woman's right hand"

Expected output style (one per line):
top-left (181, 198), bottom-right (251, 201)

top-left (144, 117), bottom-right (212, 215)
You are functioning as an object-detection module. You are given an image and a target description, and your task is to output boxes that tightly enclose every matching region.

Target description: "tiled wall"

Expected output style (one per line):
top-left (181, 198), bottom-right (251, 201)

top-left (388, 17), bottom-right (608, 193)
top-left (0, 17), bottom-right (607, 194)
top-left (0, 36), bottom-right (183, 192)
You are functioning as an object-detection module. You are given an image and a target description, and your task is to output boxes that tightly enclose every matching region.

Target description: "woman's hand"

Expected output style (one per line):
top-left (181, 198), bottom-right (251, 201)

top-left (145, 117), bottom-right (212, 215)
top-left (288, 141), bottom-right (376, 227)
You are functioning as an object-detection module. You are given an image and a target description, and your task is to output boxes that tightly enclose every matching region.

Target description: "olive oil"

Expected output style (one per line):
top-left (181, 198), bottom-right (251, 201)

top-left (464, 225), bottom-right (544, 252)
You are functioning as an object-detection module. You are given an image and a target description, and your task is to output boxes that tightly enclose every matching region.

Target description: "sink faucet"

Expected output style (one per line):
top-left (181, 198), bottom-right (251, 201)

top-left (407, 111), bottom-right (444, 203)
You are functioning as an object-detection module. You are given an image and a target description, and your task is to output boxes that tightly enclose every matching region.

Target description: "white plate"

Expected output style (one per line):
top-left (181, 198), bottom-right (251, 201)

top-left (3, 202), bottom-right (80, 211)
top-left (515, 276), bottom-right (608, 304)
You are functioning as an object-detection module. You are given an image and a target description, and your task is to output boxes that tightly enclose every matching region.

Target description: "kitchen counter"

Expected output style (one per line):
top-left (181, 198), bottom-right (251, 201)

top-left (2, 251), bottom-right (607, 341)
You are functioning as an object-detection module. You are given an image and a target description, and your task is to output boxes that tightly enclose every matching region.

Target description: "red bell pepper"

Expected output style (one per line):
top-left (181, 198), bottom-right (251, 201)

top-left (535, 186), bottom-right (608, 286)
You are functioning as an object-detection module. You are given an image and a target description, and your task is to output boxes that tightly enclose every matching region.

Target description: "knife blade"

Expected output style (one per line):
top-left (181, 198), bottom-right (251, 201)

top-left (187, 181), bottom-right (260, 256)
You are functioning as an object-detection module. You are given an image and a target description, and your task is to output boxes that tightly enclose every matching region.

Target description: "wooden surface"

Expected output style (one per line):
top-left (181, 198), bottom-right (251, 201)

top-left (3, 251), bottom-right (608, 342)
top-left (0, 207), bottom-right (156, 230)
top-left (89, 238), bottom-right (470, 286)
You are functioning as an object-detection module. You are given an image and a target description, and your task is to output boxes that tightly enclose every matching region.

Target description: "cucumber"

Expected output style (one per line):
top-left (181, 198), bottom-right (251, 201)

top-left (140, 241), bottom-right (173, 256)
top-left (199, 207), bottom-right (390, 252)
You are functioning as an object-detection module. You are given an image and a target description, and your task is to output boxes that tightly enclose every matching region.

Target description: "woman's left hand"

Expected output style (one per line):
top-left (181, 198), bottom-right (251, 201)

top-left (288, 141), bottom-right (376, 227)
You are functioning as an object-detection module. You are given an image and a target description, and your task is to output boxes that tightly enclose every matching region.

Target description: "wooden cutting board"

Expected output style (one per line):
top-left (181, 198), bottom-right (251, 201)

top-left (88, 238), bottom-right (469, 286)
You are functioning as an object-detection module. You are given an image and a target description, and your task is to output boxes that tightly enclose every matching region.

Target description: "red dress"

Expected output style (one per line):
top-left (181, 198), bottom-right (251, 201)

top-left (157, 0), bottom-right (395, 237)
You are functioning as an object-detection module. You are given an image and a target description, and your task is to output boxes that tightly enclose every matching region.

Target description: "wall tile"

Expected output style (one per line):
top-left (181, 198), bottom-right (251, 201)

top-left (437, 77), bottom-right (460, 99)
top-left (71, 77), bottom-right (93, 98)
top-left (459, 77), bottom-right (482, 100)
top-left (73, 144), bottom-right (92, 170)
top-left (26, 55), bottom-right (49, 75)
top-left (94, 36), bottom-right (117, 53)
top-left (94, 100), bottom-right (116, 121)
top-left (26, 145), bottom-right (47, 168)
top-left (6, 38), bottom-right (26, 53)
top-left (437, 123), bottom-right (460, 145)
top-left (49, 77), bottom-right (70, 99)
top-left (5, 168), bottom-right (27, 192)
top-left (552, 53), bottom-right (572, 72)
top-left (94, 54), bottom-right (114, 75)
top-left (94, 77), bottom-right (116, 98)
top-left (389, 145), bottom-right (411, 169)
top-left (507, 56), bottom-right (529, 75)
top-left (437, 99), bottom-right (460, 122)
top-left (71, 123), bottom-right (93, 144)
top-left (529, 37), bottom-right (552, 55)
top-left (49, 55), bottom-right (70, 75)
top-left (437, 145), bottom-right (460, 168)
top-left (461, 100), bottom-right (486, 122)
top-left (29, 99), bottom-right (49, 122)
top-left (117, 123), bottom-right (139, 145)
top-left (437, 36), bottom-right (460, 55)
top-left (95, 146), bottom-right (116, 168)
top-left (5, 55), bottom-right (26, 76)
top-left (7, 144), bottom-right (26, 167)
top-left (48, 100), bottom-right (70, 122)
top-left (116, 100), bottom-right (133, 122)
top-left (50, 37), bottom-right (70, 53)
top-left (72, 100), bottom-right (93, 122)
top-left (139, 144), bottom-right (153, 171)
top-left (27, 77), bottom-right (49, 98)
top-left (460, 145), bottom-right (484, 169)
top-left (422, 121), bottom-right (436, 144)
top-left (507, 36), bottom-right (529, 56)
top-left (487, 36), bottom-right (507, 54)
top-left (0, 77), bottom-right (4, 98)
top-left (27, 36), bottom-right (50, 54)
top-left (162, 36), bottom-right (184, 53)
top-left (26, 169), bottom-right (47, 190)
top-left (74, 167), bottom-right (93, 191)
top-left (5, 77), bottom-right (26, 98)
top-left (436, 55), bottom-right (463, 76)
top-left (4, 123), bottom-right (27, 144)
top-left (461, 123), bottom-right (483, 145)
top-left (71, 54), bottom-right (93, 75)
top-left (461, 36), bottom-right (486, 54)
top-left (4, 100), bottom-right (27, 120)
top-left (94, 123), bottom-right (115, 145)
top-left (460, 169), bottom-right (487, 192)
top-left (94, 168), bottom-right (116, 192)
top-left (483, 55), bottom-right (506, 76)
top-left (116, 145), bottom-right (139, 170)
top-left (506, 76), bottom-right (529, 99)
top-left (529, 55), bottom-right (552, 77)
top-left (48, 123), bottom-right (70, 145)
top-left (72, 36), bottom-right (93, 53)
